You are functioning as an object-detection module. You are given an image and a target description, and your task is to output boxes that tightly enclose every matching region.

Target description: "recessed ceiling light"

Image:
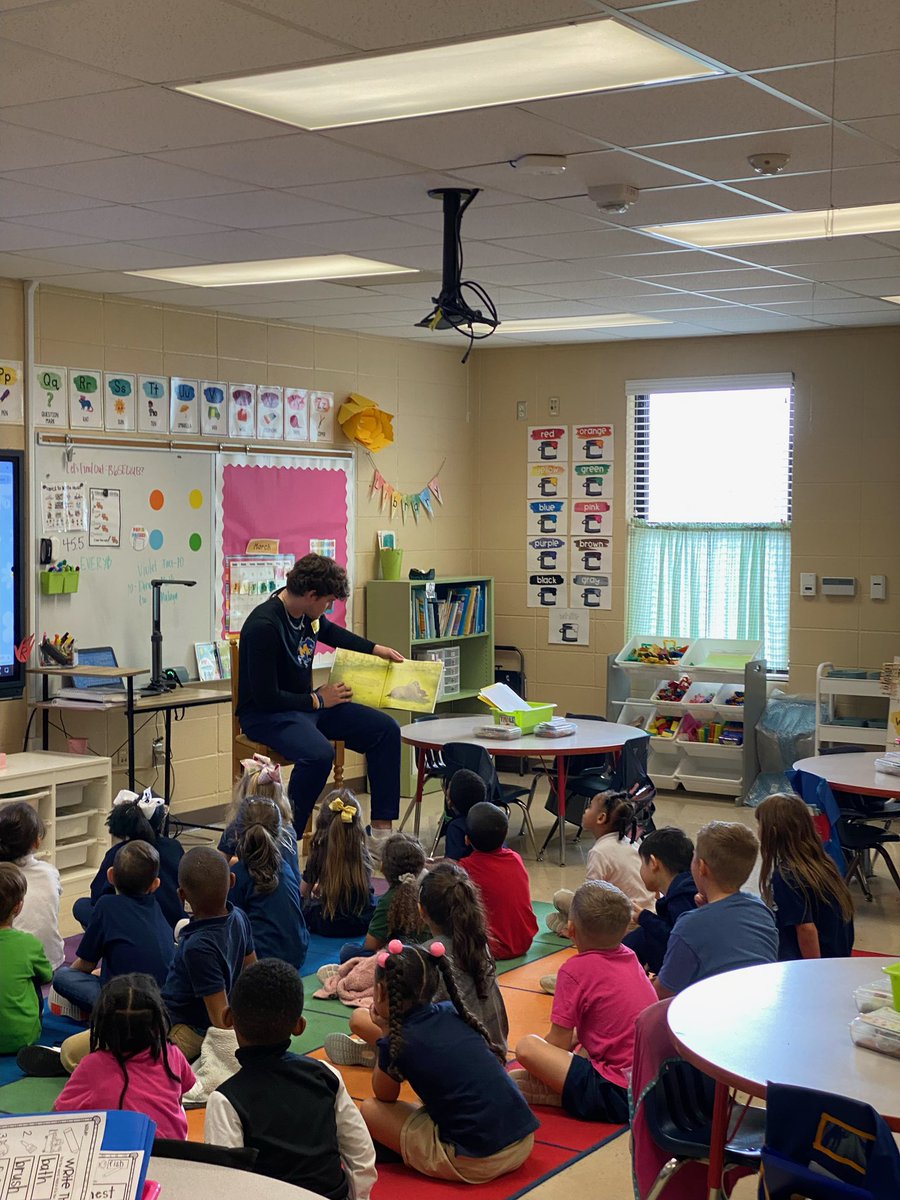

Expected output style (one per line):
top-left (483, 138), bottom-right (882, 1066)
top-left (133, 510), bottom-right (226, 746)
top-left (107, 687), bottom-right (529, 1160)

top-left (500, 314), bottom-right (668, 333)
top-left (178, 20), bottom-right (718, 130)
top-left (880, 295), bottom-right (900, 305)
top-left (644, 203), bottom-right (900, 248)
top-left (125, 255), bottom-right (417, 287)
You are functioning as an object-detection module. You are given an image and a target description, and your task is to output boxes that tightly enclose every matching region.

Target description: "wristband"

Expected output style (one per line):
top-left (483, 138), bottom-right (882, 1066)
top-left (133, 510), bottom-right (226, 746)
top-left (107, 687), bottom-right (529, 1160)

top-left (311, 692), bottom-right (320, 711)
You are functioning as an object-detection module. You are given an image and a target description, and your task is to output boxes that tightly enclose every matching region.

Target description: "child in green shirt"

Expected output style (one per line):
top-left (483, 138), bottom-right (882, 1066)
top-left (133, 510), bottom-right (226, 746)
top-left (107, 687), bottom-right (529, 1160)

top-left (0, 862), bottom-right (53, 1055)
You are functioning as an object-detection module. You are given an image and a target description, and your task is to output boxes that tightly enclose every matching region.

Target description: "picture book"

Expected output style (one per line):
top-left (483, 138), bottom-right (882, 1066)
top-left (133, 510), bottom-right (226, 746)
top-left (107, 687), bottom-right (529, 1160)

top-left (329, 648), bottom-right (443, 713)
top-left (194, 641), bottom-right (220, 681)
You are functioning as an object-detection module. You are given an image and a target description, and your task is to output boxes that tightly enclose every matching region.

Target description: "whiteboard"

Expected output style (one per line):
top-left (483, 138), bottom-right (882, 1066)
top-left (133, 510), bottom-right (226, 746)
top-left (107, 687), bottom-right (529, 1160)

top-left (35, 442), bottom-right (216, 674)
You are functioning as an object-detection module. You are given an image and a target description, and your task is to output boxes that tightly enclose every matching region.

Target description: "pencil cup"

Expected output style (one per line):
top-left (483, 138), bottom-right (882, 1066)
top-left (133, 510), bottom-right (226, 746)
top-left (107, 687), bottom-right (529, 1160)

top-left (379, 548), bottom-right (403, 580)
top-left (883, 963), bottom-right (900, 1012)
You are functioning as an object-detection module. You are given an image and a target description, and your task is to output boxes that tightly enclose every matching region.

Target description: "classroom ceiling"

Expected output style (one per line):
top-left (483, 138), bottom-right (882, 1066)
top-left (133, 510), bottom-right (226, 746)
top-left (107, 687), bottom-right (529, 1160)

top-left (3, 0), bottom-right (900, 345)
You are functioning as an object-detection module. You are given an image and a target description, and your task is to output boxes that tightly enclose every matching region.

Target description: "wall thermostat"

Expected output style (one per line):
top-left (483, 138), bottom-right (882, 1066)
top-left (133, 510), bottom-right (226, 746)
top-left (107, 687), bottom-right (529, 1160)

top-left (821, 576), bottom-right (856, 596)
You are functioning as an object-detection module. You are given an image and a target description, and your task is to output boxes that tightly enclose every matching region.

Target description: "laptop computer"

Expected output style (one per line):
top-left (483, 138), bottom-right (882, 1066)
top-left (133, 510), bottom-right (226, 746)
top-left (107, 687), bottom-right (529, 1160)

top-left (55, 646), bottom-right (129, 702)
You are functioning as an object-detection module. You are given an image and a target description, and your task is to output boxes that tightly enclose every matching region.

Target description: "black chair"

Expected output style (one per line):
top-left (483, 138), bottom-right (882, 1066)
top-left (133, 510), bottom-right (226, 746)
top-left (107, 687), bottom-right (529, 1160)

top-left (643, 1060), bottom-right (765, 1200)
top-left (836, 811), bottom-right (900, 902)
top-left (431, 741), bottom-right (538, 858)
top-left (152, 1138), bottom-right (259, 1172)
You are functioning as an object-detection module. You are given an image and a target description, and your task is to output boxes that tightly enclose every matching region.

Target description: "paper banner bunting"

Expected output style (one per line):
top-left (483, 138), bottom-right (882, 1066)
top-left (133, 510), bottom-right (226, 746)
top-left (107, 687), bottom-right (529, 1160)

top-left (368, 456), bottom-right (445, 520)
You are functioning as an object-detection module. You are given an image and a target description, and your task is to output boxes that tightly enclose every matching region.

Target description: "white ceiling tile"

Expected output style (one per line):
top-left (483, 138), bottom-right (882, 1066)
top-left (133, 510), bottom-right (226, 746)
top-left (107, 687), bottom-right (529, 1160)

top-left (487, 227), bottom-right (664, 258)
top-left (0, 178), bottom-right (102, 217)
top-left (788, 257), bottom-right (900, 282)
top-left (0, 223), bottom-right (99, 252)
top-left (737, 162), bottom-right (900, 211)
top-left (267, 217), bottom-right (439, 252)
top-left (232, 0), bottom-right (600, 50)
top-left (401, 201), bottom-right (607, 241)
top-left (603, 248), bottom-right (752, 275)
top-left (0, 38), bottom-right (134, 108)
top-left (523, 77), bottom-right (821, 149)
top-left (759, 297), bottom-right (899, 314)
top-left (129, 229), bottom-right (333, 261)
top-left (368, 241), bottom-right (545, 270)
top-left (684, 308), bottom-right (821, 332)
top-left (692, 284), bottom-right (839, 304)
top-left (449, 150), bottom-right (690, 201)
top-left (554, 185), bottom-right (776, 228)
top-left (0, 251), bottom-right (93, 278)
top-left (728, 235), bottom-right (900, 266)
top-left (812, 311), bottom-right (900, 326)
top-left (329, 106), bottom-right (602, 171)
top-left (1, 87), bottom-right (291, 154)
top-left (528, 277), bottom-right (679, 300)
top-left (23, 242), bottom-right (207, 270)
top-left (831, 275), bottom-right (900, 297)
top-left (498, 299), bottom-right (631, 319)
top-left (846, 116), bottom-right (900, 155)
top-left (37, 271), bottom-right (191, 294)
top-left (288, 173), bottom-right (485, 216)
top-left (0, 122), bottom-right (121, 171)
top-left (758, 55), bottom-right (900, 124)
top-left (639, 0), bottom-right (838, 71)
top-left (144, 190), bottom-right (366, 228)
top-left (1, 156), bottom-right (258, 204)
top-left (836, 1), bottom-right (900, 56)
top-left (17, 205), bottom-right (228, 241)
top-left (609, 294), bottom-right (734, 312)
top-left (153, 135), bottom-right (412, 188)
top-left (0, 0), bottom-right (345, 84)
top-left (647, 267), bottom-right (804, 290)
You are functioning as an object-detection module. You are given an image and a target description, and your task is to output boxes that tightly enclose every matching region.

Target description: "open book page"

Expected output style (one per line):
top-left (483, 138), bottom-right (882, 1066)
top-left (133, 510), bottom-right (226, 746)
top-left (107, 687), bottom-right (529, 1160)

top-left (328, 648), bottom-right (443, 713)
top-left (477, 681), bottom-right (532, 712)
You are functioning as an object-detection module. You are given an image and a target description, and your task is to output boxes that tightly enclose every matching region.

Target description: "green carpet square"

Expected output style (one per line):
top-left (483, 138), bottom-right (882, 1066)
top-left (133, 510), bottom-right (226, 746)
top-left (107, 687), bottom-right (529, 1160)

top-left (0, 1076), bottom-right (65, 1114)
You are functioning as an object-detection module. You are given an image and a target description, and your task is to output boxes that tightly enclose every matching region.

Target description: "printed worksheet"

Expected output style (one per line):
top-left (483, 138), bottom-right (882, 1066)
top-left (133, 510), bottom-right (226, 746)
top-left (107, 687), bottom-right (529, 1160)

top-left (0, 1111), bottom-right (106, 1200)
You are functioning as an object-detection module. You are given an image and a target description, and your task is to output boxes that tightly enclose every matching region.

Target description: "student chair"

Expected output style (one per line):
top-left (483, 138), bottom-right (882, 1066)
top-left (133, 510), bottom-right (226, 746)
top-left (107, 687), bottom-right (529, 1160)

top-left (229, 638), bottom-right (345, 853)
top-left (153, 1137), bottom-right (259, 1172)
top-left (836, 811), bottom-right (900, 902)
top-left (430, 741), bottom-right (538, 858)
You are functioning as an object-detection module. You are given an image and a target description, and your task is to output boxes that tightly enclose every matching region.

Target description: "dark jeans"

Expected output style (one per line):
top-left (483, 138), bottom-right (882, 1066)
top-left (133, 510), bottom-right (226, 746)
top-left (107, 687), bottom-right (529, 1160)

top-left (52, 966), bottom-right (101, 1015)
top-left (240, 702), bottom-right (401, 836)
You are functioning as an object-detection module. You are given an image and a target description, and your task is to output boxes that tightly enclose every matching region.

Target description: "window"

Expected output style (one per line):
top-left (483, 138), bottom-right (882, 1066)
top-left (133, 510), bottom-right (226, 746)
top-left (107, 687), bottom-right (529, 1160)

top-left (626, 374), bottom-right (793, 671)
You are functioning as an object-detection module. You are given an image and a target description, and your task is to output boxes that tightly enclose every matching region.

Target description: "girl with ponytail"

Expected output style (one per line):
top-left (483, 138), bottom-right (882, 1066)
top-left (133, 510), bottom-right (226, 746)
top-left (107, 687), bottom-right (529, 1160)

top-left (219, 757), bottom-right (298, 877)
top-left (230, 795), bottom-right (308, 970)
top-left (302, 790), bottom-right (376, 938)
top-left (357, 942), bottom-right (538, 1184)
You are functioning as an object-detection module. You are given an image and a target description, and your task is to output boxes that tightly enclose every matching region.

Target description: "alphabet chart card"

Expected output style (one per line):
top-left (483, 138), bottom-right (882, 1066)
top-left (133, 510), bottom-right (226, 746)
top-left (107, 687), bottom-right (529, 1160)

top-left (309, 391), bottom-right (335, 442)
top-left (0, 360), bottom-right (24, 424)
top-left (284, 388), bottom-right (309, 441)
top-left (68, 369), bottom-right (103, 430)
top-left (526, 536), bottom-right (567, 574)
top-left (256, 385), bottom-right (284, 439)
top-left (527, 425), bottom-right (568, 463)
top-left (526, 500), bottom-right (568, 537)
top-left (527, 461), bottom-right (567, 500)
top-left (34, 365), bottom-right (67, 427)
top-left (228, 383), bottom-right (256, 438)
top-left (572, 424), bottom-right (614, 463)
top-left (103, 372), bottom-right (136, 431)
top-left (138, 375), bottom-right (168, 433)
top-left (170, 377), bottom-right (199, 434)
top-left (200, 381), bottom-right (227, 436)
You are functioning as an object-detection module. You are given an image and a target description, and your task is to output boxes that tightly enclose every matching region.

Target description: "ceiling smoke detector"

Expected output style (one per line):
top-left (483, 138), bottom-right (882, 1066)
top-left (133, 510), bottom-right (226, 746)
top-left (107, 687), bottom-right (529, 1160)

top-left (587, 184), bottom-right (640, 214)
top-left (509, 154), bottom-right (568, 175)
top-left (747, 153), bottom-right (790, 176)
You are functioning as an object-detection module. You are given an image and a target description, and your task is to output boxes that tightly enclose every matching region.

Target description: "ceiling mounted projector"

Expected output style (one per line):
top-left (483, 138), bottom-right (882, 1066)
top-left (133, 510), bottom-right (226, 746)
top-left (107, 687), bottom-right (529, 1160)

top-left (415, 188), bottom-right (499, 361)
top-left (587, 184), bottom-right (640, 214)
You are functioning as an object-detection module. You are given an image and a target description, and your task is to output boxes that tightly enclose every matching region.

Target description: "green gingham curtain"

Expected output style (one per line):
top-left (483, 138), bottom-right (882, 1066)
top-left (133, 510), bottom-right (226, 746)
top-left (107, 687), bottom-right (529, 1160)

top-left (626, 521), bottom-right (791, 671)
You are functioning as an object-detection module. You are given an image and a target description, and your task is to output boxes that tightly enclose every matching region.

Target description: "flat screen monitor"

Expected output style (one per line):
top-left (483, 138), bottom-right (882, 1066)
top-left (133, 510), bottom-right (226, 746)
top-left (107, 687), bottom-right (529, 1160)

top-left (0, 449), bottom-right (26, 700)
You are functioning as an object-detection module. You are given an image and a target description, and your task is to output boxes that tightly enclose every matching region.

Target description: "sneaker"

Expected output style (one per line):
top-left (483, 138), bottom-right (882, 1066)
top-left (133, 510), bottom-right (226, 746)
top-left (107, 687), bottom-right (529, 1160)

top-left (539, 974), bottom-right (557, 995)
top-left (174, 917), bottom-right (190, 942)
top-left (16, 1045), bottom-right (67, 1077)
top-left (367, 826), bottom-right (393, 867)
top-left (508, 1067), bottom-right (562, 1108)
top-left (47, 987), bottom-right (90, 1023)
top-left (317, 963), bottom-right (341, 985)
top-left (545, 912), bottom-right (570, 936)
top-left (324, 1033), bottom-right (376, 1068)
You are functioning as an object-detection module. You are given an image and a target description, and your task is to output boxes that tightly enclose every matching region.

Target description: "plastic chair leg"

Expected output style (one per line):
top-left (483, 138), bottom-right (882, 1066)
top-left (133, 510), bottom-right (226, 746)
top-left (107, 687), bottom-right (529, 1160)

top-left (874, 844), bottom-right (900, 893)
top-left (845, 852), bottom-right (873, 901)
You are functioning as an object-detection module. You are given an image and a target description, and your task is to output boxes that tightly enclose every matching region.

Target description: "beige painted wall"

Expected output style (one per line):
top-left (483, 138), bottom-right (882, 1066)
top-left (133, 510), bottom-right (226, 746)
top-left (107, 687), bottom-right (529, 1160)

top-left (473, 327), bottom-right (900, 718)
top-left (0, 279), bottom-right (475, 810)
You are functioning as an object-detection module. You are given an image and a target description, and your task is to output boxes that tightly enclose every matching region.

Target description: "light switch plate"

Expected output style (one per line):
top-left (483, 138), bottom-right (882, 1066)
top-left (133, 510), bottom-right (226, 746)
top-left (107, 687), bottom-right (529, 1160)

top-left (800, 572), bottom-right (817, 596)
top-left (870, 574), bottom-right (886, 600)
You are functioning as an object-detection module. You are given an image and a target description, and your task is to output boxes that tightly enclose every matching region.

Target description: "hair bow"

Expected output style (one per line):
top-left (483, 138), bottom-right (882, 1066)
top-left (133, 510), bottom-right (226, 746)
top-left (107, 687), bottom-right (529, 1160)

top-left (376, 939), bottom-right (444, 969)
top-left (328, 797), bottom-right (356, 824)
top-left (397, 872), bottom-right (418, 886)
top-left (113, 787), bottom-right (164, 817)
top-left (241, 755), bottom-right (281, 786)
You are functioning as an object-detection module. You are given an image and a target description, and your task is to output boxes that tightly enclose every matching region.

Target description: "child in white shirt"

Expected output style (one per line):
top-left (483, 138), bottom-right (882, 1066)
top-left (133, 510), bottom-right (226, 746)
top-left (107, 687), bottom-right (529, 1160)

top-left (0, 802), bottom-right (64, 969)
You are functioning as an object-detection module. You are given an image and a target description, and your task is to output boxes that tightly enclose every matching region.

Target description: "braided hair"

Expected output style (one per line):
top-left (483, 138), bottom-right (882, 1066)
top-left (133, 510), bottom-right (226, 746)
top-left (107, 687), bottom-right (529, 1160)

top-left (377, 943), bottom-right (506, 1082)
top-left (596, 790), bottom-right (639, 843)
top-left (381, 833), bottom-right (429, 941)
top-left (234, 797), bottom-right (283, 895)
top-left (107, 800), bottom-right (160, 846)
top-left (90, 973), bottom-right (179, 1111)
top-left (419, 863), bottom-right (494, 1000)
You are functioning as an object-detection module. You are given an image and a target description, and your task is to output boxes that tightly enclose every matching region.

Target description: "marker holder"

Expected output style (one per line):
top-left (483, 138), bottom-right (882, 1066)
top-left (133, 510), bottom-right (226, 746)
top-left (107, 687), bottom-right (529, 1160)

top-left (40, 570), bottom-right (79, 595)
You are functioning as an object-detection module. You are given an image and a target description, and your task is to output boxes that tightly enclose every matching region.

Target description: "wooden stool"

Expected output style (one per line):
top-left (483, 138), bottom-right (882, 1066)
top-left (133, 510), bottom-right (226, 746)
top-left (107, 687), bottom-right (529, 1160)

top-left (229, 639), bottom-right (345, 855)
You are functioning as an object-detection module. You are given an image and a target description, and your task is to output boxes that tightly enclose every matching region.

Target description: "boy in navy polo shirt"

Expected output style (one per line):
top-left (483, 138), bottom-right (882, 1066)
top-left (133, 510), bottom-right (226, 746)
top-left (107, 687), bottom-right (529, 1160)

top-left (162, 846), bottom-right (256, 1061)
top-left (51, 840), bottom-right (174, 1017)
top-left (623, 826), bottom-right (697, 975)
top-left (441, 770), bottom-right (487, 861)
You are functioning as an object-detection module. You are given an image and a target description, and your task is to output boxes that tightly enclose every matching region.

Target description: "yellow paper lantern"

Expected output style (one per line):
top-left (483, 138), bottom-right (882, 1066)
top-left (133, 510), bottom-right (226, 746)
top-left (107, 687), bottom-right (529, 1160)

top-left (338, 392), bottom-right (394, 452)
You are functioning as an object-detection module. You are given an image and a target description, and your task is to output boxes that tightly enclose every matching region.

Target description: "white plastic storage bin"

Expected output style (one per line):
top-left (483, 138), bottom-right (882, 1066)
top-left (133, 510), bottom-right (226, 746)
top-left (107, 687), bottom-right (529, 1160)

top-left (714, 683), bottom-right (746, 715)
top-left (55, 809), bottom-right (98, 840)
top-left (619, 701), bottom-right (655, 732)
top-left (681, 639), bottom-right (762, 673)
top-left (55, 838), bottom-right (95, 871)
top-left (645, 709), bottom-right (682, 752)
top-left (615, 634), bottom-right (693, 671)
top-left (55, 783), bottom-right (86, 809)
top-left (414, 645), bottom-right (459, 700)
top-left (647, 745), bottom-right (680, 790)
top-left (681, 681), bottom-right (719, 708)
top-left (652, 677), bottom-right (693, 711)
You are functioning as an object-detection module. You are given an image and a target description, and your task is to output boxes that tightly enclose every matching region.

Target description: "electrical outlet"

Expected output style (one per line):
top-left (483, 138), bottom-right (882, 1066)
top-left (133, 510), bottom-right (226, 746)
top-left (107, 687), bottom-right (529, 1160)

top-left (152, 737), bottom-right (165, 766)
top-left (113, 747), bottom-right (129, 768)
top-left (548, 396), bottom-right (560, 416)
top-left (516, 400), bottom-right (527, 420)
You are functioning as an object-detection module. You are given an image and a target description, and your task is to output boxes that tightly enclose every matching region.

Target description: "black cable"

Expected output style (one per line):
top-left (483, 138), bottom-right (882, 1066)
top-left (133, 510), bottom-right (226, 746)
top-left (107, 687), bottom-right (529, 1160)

top-left (21, 706), bottom-right (37, 752)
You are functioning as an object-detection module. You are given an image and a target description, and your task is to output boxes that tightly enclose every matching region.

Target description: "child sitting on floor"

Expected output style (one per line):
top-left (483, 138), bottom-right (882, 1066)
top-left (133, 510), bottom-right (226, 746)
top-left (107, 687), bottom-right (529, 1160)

top-left (51, 840), bottom-right (175, 1018)
top-left (756, 793), bottom-right (854, 960)
top-left (359, 942), bottom-right (538, 1184)
top-left (441, 769), bottom-right (487, 861)
top-left (219, 756), bottom-right (298, 877)
top-left (0, 801), bottom-right (64, 968)
top-left (205, 959), bottom-right (376, 1200)
top-left (338, 832), bottom-right (428, 963)
top-left (0, 863), bottom-right (53, 1056)
top-left (655, 821), bottom-right (778, 998)
top-left (78, 790), bottom-right (185, 931)
top-left (302, 791), bottom-right (376, 938)
top-left (461, 804), bottom-right (537, 960)
top-left (623, 826), bottom-right (697, 975)
top-left (53, 973), bottom-right (195, 1139)
top-left (229, 793), bottom-right (308, 971)
top-left (512, 880), bottom-right (656, 1120)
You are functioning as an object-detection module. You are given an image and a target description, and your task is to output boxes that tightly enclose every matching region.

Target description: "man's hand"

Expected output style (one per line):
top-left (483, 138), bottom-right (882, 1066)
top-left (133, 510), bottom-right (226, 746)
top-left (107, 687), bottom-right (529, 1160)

top-left (319, 681), bottom-right (352, 707)
top-left (373, 644), bottom-right (404, 663)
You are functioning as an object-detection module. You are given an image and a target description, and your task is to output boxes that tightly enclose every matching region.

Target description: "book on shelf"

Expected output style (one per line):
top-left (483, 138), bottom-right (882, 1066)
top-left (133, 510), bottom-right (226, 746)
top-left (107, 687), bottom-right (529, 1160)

top-left (329, 648), bottom-right (444, 713)
top-left (411, 582), bottom-right (486, 640)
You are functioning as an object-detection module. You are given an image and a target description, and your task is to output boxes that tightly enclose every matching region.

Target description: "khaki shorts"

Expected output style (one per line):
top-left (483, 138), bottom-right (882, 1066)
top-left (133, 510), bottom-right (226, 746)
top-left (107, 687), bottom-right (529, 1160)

top-left (169, 1023), bottom-right (205, 1062)
top-left (400, 1107), bottom-right (534, 1184)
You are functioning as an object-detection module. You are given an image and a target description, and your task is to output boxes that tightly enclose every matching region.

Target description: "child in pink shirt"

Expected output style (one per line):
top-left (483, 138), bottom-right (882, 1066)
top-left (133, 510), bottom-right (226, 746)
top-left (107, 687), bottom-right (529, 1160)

top-left (512, 880), bottom-right (656, 1121)
top-left (54, 972), bottom-right (195, 1139)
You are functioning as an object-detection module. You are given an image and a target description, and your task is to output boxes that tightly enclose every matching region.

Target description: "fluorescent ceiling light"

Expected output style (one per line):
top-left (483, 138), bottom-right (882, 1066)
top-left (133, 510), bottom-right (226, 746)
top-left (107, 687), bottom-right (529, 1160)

top-left (645, 203), bottom-right (900, 248)
top-left (178, 20), bottom-right (718, 130)
top-left (126, 254), bottom-right (416, 287)
top-left (500, 314), bottom-right (668, 333)
top-left (880, 295), bottom-right (900, 305)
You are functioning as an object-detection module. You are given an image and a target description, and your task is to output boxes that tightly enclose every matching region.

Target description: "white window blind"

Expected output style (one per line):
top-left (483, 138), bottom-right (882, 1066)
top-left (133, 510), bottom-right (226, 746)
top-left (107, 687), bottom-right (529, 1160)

top-left (626, 375), bottom-right (794, 671)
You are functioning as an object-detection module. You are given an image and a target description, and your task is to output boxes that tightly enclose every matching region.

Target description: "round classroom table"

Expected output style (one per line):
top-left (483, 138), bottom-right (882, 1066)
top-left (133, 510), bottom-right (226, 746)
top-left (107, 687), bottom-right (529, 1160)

top-left (149, 1157), bottom-right (322, 1200)
top-left (400, 715), bottom-right (649, 865)
top-left (793, 752), bottom-right (900, 801)
top-left (668, 957), bottom-right (900, 1200)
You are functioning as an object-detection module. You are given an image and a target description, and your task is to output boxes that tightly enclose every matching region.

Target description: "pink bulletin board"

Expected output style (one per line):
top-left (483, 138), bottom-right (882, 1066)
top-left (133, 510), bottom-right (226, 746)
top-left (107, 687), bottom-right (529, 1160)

top-left (216, 454), bottom-right (354, 658)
